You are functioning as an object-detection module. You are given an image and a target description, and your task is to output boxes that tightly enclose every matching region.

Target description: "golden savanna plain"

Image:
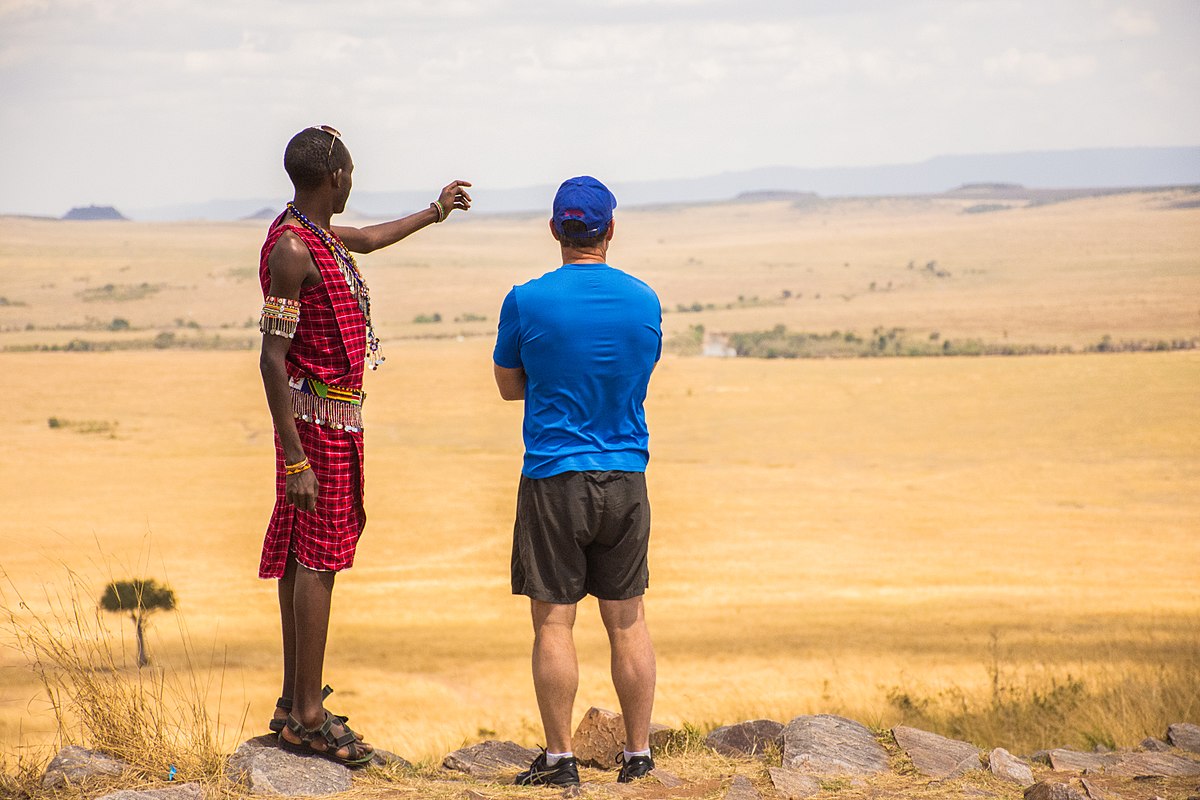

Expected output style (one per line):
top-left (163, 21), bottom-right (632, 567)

top-left (0, 189), bottom-right (1197, 767)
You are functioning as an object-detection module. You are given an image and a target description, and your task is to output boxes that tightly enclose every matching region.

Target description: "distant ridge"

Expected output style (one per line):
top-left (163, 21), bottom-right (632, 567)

top-left (63, 205), bottom-right (126, 221)
top-left (126, 146), bottom-right (1200, 221)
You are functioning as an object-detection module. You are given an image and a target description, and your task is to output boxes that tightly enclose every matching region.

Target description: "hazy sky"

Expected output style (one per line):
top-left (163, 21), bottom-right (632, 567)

top-left (1, 0), bottom-right (1197, 216)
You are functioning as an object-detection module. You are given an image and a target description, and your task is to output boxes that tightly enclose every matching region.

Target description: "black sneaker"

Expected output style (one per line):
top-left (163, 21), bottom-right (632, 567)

top-left (616, 751), bottom-right (654, 783)
top-left (515, 748), bottom-right (580, 787)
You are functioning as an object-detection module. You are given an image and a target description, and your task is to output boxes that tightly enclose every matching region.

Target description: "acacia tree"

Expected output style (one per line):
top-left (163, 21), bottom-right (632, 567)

top-left (99, 579), bottom-right (176, 667)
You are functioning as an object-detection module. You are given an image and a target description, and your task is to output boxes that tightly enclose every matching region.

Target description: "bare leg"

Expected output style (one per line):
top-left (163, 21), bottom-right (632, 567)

top-left (599, 597), bottom-right (656, 751)
top-left (279, 564), bottom-right (371, 758)
top-left (530, 600), bottom-right (578, 753)
top-left (274, 558), bottom-right (298, 726)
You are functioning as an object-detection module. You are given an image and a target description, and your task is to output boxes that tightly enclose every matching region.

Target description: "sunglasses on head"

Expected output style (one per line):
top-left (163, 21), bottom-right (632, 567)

top-left (311, 125), bottom-right (341, 168)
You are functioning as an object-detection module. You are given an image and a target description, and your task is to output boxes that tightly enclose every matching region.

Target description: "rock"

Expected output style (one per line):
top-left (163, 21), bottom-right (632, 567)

top-left (1107, 751), bottom-right (1200, 777)
top-left (1024, 781), bottom-right (1087, 800)
top-left (226, 734), bottom-right (353, 795)
top-left (1078, 777), bottom-right (1112, 800)
top-left (653, 769), bottom-right (684, 788)
top-left (369, 747), bottom-right (412, 769)
top-left (706, 719), bottom-right (784, 758)
top-left (767, 767), bottom-right (821, 799)
top-left (441, 740), bottom-right (539, 779)
top-left (42, 745), bottom-right (127, 789)
top-left (961, 790), bottom-right (1001, 798)
top-left (1029, 750), bottom-right (1053, 765)
top-left (780, 714), bottom-right (889, 776)
top-left (1047, 749), bottom-right (1115, 773)
top-left (990, 747), bottom-right (1035, 786)
top-left (892, 725), bottom-right (982, 778)
top-left (1168, 723), bottom-right (1200, 754)
top-left (724, 774), bottom-right (763, 800)
top-left (96, 785), bottom-right (204, 800)
top-left (570, 707), bottom-right (673, 768)
top-left (573, 707), bottom-right (625, 768)
top-left (1140, 737), bottom-right (1171, 752)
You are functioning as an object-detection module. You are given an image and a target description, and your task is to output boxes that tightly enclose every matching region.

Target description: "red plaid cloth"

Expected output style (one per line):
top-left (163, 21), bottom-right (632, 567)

top-left (258, 215), bottom-right (368, 578)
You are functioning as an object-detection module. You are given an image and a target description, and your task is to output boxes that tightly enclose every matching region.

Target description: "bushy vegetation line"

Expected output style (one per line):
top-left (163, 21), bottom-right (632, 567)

top-left (4, 332), bottom-right (255, 353)
top-left (669, 324), bottom-right (1199, 358)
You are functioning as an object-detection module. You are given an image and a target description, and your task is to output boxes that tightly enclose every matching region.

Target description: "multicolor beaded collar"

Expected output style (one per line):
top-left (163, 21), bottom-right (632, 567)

top-left (285, 202), bottom-right (384, 370)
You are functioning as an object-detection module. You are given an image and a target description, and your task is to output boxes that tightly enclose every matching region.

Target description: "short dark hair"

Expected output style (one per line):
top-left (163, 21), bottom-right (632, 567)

top-left (559, 219), bottom-right (608, 249)
top-left (284, 128), bottom-right (350, 190)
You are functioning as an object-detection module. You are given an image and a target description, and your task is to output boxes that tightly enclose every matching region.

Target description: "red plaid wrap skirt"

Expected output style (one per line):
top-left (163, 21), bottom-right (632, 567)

top-left (257, 215), bottom-right (369, 579)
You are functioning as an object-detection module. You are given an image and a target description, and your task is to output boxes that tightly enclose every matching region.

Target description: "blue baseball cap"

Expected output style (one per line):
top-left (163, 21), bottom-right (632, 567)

top-left (552, 176), bottom-right (617, 240)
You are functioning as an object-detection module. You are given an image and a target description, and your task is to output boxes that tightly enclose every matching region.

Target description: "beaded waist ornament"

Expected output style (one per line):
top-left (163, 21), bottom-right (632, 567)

top-left (285, 202), bottom-right (385, 370)
top-left (289, 375), bottom-right (365, 432)
top-left (260, 296), bottom-right (301, 338)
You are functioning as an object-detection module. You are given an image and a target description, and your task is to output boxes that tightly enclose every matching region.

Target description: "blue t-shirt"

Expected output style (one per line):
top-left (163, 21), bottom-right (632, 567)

top-left (493, 262), bottom-right (662, 479)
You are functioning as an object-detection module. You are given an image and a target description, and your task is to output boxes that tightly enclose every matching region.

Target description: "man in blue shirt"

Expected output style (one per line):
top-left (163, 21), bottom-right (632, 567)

top-left (494, 176), bottom-right (662, 787)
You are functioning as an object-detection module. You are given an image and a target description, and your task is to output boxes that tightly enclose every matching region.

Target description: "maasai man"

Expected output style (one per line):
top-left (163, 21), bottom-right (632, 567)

top-left (258, 125), bottom-right (470, 765)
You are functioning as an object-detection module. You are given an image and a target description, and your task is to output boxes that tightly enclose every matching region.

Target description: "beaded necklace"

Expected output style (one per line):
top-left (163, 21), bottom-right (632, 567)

top-left (285, 202), bottom-right (384, 370)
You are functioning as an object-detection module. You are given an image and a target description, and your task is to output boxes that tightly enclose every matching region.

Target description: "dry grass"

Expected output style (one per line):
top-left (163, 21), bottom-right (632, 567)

top-left (0, 192), bottom-right (1197, 798)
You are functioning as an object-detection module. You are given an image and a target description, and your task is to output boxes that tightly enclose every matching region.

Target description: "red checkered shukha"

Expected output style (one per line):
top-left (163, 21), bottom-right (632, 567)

top-left (258, 214), bottom-right (368, 579)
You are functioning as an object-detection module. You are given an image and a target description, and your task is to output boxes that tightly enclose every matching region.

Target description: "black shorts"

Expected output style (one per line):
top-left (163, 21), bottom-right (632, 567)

top-left (511, 471), bottom-right (650, 604)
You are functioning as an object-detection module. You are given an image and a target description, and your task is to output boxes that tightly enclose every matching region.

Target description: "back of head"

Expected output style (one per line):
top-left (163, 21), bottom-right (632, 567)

top-left (284, 127), bottom-right (350, 191)
top-left (552, 176), bottom-right (617, 249)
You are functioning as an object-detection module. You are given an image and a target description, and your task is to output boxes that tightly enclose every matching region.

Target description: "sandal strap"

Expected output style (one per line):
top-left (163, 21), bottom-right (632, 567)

top-left (283, 713), bottom-right (313, 741)
top-left (275, 696), bottom-right (293, 711)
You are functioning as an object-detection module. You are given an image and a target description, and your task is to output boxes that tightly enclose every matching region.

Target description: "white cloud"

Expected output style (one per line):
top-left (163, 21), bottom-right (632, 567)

top-left (984, 48), bottom-right (1097, 85)
top-left (1109, 7), bottom-right (1159, 37)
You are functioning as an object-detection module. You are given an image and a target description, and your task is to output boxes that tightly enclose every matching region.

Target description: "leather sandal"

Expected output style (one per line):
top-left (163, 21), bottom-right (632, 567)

top-left (269, 685), bottom-right (359, 738)
top-left (277, 710), bottom-right (374, 767)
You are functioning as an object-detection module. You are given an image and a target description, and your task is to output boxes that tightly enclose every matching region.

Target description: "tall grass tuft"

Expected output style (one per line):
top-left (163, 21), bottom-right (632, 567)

top-left (884, 634), bottom-right (1200, 754)
top-left (1, 569), bottom-right (235, 794)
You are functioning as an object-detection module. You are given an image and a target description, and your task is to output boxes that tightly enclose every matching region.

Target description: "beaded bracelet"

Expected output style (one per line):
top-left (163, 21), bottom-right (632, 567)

top-left (430, 200), bottom-right (446, 223)
top-left (285, 458), bottom-right (311, 476)
top-left (261, 296), bottom-right (301, 339)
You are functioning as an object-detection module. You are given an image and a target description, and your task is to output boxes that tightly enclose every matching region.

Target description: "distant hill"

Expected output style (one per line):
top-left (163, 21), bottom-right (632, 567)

top-left (127, 146), bottom-right (1200, 221)
top-left (63, 205), bottom-right (126, 221)
top-left (240, 207), bottom-right (281, 221)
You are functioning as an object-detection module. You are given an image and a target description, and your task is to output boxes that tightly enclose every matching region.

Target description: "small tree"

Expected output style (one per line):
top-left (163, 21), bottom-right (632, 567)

top-left (99, 579), bottom-right (176, 667)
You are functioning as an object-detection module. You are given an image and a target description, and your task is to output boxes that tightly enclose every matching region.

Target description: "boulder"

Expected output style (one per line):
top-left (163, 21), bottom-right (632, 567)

top-left (441, 740), bottom-right (539, 779)
top-left (724, 774), bottom-right (763, 800)
top-left (96, 784), bottom-right (204, 800)
top-left (571, 706), bottom-right (673, 768)
top-left (226, 734), bottom-right (353, 795)
top-left (1140, 737), bottom-right (1171, 752)
top-left (1168, 722), bottom-right (1200, 754)
top-left (767, 767), bottom-right (821, 799)
top-left (1024, 781), bottom-right (1087, 800)
top-left (42, 745), bottom-right (127, 789)
top-left (989, 747), bottom-right (1035, 786)
top-left (781, 715), bottom-right (889, 776)
top-left (892, 725), bottom-right (981, 778)
top-left (706, 719), bottom-right (784, 758)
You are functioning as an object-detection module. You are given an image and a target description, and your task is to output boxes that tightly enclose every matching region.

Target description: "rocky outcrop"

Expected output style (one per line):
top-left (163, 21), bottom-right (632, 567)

top-left (781, 714), bottom-right (889, 776)
top-left (705, 719), bottom-right (784, 757)
top-left (892, 725), bottom-right (981, 778)
top-left (42, 745), bottom-right (127, 789)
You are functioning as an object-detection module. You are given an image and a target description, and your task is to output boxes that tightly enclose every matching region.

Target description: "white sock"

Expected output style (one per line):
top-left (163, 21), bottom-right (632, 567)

top-left (545, 751), bottom-right (573, 766)
top-left (624, 748), bottom-right (651, 760)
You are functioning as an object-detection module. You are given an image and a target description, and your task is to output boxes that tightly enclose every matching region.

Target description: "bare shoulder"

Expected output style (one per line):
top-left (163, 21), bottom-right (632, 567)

top-left (267, 229), bottom-right (319, 286)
